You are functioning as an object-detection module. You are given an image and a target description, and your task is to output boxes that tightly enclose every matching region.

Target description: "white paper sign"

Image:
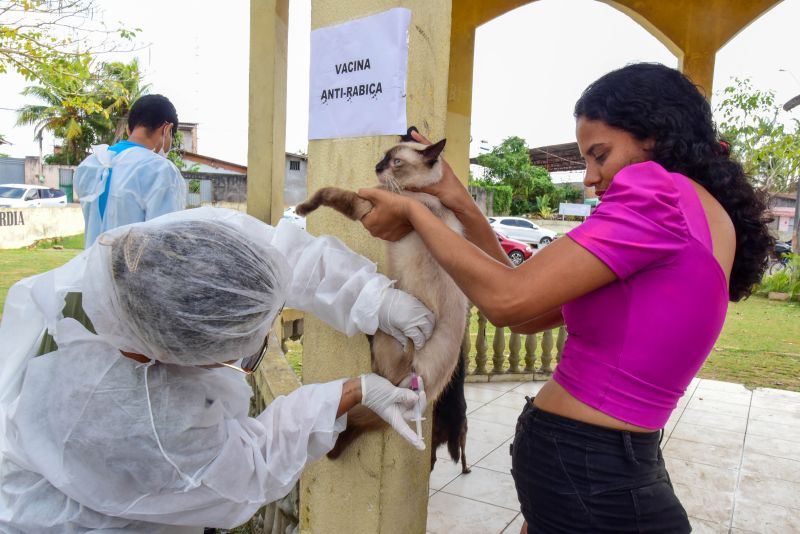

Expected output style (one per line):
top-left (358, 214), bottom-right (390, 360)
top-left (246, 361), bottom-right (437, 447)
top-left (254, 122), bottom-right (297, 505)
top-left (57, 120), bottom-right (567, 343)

top-left (559, 203), bottom-right (592, 217)
top-left (308, 8), bottom-right (411, 140)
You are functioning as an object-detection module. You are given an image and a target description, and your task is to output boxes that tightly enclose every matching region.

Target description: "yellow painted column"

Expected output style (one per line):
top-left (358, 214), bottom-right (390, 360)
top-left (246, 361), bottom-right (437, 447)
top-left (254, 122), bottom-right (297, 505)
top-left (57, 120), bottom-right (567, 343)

top-left (606, 0), bottom-right (783, 99)
top-left (300, 2), bottom-right (453, 533)
top-left (444, 2), bottom-right (476, 183)
top-left (247, 0), bottom-right (289, 225)
top-left (679, 50), bottom-right (716, 98)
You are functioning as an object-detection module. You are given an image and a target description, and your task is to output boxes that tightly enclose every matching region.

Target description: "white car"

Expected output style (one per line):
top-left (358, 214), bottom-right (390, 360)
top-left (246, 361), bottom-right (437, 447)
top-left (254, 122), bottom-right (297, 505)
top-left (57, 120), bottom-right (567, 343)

top-left (488, 216), bottom-right (557, 247)
top-left (282, 206), bottom-right (306, 230)
top-left (0, 184), bottom-right (67, 208)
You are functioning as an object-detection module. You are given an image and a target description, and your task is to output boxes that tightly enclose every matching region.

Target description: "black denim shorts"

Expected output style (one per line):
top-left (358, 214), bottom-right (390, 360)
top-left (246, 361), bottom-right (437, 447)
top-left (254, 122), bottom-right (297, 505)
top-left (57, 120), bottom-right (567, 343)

top-left (510, 399), bottom-right (691, 533)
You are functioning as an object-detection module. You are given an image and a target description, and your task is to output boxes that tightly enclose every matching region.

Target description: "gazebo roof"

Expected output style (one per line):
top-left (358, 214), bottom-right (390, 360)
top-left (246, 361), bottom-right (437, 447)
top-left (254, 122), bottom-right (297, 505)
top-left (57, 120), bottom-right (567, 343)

top-left (470, 142), bottom-right (586, 173)
top-left (528, 142), bottom-right (585, 172)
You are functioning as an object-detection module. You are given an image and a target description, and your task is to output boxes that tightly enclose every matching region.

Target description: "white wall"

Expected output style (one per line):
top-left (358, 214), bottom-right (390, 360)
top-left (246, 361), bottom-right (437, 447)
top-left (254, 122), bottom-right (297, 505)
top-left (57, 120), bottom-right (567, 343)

top-left (0, 206), bottom-right (84, 249)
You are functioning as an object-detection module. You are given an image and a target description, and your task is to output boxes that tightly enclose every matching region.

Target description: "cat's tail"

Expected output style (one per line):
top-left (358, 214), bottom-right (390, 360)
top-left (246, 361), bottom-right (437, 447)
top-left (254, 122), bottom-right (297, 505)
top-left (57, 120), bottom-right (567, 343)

top-left (326, 405), bottom-right (385, 459)
top-left (296, 187), bottom-right (373, 220)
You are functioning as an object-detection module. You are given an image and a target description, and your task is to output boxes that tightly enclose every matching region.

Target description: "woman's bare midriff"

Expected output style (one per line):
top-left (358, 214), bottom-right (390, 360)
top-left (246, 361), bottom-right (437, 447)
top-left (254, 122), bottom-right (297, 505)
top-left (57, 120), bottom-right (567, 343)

top-left (533, 380), bottom-right (657, 433)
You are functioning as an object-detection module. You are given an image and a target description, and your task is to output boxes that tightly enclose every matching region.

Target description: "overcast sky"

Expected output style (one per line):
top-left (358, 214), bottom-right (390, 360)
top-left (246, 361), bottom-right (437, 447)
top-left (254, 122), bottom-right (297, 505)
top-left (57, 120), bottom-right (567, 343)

top-left (1, 0), bottom-right (799, 165)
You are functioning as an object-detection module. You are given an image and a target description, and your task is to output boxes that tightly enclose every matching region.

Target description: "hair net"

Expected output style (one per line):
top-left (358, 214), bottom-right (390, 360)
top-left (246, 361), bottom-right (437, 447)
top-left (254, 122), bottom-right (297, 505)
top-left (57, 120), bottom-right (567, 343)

top-left (82, 217), bottom-right (290, 366)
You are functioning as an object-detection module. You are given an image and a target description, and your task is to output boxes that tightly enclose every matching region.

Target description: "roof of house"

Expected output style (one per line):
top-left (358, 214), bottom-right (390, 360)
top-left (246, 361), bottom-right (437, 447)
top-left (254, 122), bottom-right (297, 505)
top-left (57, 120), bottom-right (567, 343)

top-left (181, 152), bottom-right (247, 174)
top-left (180, 151), bottom-right (306, 174)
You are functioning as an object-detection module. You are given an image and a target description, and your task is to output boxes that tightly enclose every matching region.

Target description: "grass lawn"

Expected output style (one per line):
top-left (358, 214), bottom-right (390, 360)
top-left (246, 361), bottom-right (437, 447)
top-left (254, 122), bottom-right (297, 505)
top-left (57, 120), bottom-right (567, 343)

top-left (0, 235), bottom-right (83, 318)
top-left (701, 297), bottom-right (800, 391)
top-left (284, 297), bottom-right (800, 391)
top-left (1, 240), bottom-right (798, 391)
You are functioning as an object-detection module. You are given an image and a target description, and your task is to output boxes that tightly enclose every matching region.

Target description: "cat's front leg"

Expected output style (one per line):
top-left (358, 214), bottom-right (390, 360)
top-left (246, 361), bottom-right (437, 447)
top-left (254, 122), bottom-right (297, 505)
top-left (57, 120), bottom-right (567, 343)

top-left (296, 187), bottom-right (374, 221)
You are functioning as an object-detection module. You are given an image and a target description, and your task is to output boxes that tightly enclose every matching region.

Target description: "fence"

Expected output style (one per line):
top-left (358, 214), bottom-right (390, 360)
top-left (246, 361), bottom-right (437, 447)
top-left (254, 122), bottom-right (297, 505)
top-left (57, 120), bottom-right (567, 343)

top-left (277, 306), bottom-right (565, 382)
top-left (462, 306), bottom-right (565, 381)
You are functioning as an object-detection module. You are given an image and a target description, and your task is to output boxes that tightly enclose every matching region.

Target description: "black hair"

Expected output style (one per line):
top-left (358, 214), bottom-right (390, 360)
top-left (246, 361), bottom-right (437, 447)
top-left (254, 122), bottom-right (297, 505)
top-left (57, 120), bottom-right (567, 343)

top-left (574, 63), bottom-right (772, 301)
top-left (128, 94), bottom-right (179, 139)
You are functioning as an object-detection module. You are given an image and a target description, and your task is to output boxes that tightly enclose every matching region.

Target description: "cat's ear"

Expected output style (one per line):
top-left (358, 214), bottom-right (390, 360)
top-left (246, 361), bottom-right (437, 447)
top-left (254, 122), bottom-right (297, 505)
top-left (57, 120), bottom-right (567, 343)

top-left (421, 138), bottom-right (446, 165)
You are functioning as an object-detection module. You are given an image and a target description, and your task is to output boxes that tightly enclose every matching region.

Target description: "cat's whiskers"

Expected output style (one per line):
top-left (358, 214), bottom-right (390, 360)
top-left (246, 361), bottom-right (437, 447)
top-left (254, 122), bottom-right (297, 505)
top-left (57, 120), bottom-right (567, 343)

top-left (387, 177), bottom-right (403, 194)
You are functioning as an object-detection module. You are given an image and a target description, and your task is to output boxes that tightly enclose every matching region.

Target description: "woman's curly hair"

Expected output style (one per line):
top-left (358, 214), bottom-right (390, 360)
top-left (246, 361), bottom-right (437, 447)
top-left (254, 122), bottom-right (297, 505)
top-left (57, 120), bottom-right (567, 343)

top-left (574, 63), bottom-right (772, 301)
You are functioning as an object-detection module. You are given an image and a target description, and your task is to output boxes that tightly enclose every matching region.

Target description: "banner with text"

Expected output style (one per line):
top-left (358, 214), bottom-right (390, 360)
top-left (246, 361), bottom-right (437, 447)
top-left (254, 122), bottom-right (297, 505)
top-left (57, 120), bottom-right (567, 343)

top-left (308, 8), bottom-right (410, 140)
top-left (559, 203), bottom-right (592, 217)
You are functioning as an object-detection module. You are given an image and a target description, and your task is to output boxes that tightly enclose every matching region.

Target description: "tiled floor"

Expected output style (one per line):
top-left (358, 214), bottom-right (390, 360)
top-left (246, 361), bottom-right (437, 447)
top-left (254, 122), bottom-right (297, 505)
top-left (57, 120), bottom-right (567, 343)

top-left (426, 378), bottom-right (800, 534)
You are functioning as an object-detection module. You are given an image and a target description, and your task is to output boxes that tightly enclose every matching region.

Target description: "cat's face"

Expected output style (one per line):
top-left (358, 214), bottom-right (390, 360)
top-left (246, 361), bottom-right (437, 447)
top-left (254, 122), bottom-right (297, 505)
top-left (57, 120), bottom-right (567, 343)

top-left (374, 139), bottom-right (446, 191)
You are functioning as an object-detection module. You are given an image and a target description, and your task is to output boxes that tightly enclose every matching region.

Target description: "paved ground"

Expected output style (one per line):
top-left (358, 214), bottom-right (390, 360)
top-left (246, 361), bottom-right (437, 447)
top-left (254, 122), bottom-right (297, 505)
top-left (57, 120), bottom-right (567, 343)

top-left (426, 378), bottom-right (800, 534)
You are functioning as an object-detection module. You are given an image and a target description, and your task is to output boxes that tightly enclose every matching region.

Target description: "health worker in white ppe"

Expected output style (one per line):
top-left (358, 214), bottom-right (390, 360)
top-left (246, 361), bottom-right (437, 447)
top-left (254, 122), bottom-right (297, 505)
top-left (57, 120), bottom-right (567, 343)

top-left (0, 207), bottom-right (434, 534)
top-left (74, 94), bottom-right (187, 248)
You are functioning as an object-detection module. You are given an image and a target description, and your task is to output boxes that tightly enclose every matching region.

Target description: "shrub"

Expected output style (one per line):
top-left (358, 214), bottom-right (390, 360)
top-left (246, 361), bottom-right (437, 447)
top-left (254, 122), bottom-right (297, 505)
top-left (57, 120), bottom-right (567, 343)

top-left (510, 198), bottom-right (532, 216)
top-left (468, 181), bottom-right (513, 215)
top-left (534, 194), bottom-right (554, 218)
top-left (754, 254), bottom-right (800, 300)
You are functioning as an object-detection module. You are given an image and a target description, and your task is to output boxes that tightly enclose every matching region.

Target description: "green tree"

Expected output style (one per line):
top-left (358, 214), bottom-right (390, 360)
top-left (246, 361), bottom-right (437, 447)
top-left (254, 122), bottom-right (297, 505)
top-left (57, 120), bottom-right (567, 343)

top-left (716, 78), bottom-right (800, 192)
top-left (16, 57), bottom-right (104, 164)
top-left (476, 136), bottom-right (555, 200)
top-left (551, 184), bottom-right (583, 208)
top-left (0, 0), bottom-right (138, 85)
top-left (16, 57), bottom-right (148, 164)
top-left (96, 58), bottom-right (150, 143)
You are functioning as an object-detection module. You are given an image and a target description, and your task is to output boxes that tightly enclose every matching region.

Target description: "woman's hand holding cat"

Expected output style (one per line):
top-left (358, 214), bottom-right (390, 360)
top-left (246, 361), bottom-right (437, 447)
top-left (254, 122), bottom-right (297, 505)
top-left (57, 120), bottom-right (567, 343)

top-left (358, 187), bottom-right (418, 241)
top-left (406, 129), bottom-right (474, 216)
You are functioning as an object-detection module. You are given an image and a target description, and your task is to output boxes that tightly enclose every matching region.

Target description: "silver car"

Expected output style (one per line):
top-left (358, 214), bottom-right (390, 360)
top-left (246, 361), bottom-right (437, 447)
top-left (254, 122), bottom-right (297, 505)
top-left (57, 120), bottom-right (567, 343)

top-left (488, 216), bottom-right (557, 247)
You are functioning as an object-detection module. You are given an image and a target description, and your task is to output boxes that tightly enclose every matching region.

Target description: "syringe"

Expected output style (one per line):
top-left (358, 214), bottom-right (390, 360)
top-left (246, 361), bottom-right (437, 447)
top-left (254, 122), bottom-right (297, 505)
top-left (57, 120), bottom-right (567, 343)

top-left (410, 369), bottom-right (424, 443)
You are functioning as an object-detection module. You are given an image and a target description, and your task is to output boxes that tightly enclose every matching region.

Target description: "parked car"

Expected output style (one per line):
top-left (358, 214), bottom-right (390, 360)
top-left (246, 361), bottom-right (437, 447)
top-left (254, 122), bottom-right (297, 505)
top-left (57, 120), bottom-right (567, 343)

top-left (0, 184), bottom-right (67, 208)
top-left (282, 206), bottom-right (306, 230)
top-left (488, 216), bottom-right (557, 247)
top-left (496, 231), bottom-right (533, 265)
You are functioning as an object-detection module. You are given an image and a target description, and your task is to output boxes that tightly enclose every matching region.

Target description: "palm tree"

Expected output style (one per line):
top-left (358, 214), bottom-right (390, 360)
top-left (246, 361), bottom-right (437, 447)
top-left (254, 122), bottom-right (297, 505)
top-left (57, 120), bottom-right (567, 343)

top-left (16, 69), bottom-right (100, 165)
top-left (97, 59), bottom-right (151, 143)
top-left (16, 58), bottom-right (149, 163)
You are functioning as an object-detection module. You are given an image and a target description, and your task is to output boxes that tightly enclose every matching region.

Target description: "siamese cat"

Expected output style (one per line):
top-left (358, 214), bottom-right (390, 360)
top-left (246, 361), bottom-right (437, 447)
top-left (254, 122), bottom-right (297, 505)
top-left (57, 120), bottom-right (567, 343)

top-left (296, 129), bottom-right (468, 459)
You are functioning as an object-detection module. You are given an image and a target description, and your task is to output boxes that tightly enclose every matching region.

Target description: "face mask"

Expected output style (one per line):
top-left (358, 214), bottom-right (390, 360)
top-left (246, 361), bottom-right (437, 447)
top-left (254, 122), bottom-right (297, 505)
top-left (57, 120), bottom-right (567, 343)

top-left (154, 126), bottom-right (169, 158)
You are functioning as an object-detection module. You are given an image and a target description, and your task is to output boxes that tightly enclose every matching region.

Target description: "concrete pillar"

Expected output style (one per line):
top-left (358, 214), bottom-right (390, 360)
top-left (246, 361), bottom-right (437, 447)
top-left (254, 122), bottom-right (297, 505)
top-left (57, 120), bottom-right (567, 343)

top-left (300, 2), bottom-right (453, 532)
top-left (679, 49), bottom-right (716, 98)
top-left (247, 0), bottom-right (289, 225)
top-left (445, 3), bottom-right (477, 183)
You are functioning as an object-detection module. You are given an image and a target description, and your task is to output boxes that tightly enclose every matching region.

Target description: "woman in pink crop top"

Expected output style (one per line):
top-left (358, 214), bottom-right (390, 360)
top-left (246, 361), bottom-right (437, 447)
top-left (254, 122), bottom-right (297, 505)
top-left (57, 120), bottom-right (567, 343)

top-left (359, 64), bottom-right (772, 533)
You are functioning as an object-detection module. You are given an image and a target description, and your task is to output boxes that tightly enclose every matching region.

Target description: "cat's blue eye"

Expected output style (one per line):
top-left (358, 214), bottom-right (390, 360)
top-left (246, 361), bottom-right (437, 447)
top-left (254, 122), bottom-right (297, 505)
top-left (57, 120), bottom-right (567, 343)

top-left (393, 159), bottom-right (402, 166)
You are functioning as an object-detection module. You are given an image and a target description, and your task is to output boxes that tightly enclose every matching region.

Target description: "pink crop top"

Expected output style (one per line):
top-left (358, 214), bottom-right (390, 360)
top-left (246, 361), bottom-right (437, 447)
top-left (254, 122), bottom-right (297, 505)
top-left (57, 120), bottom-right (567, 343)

top-left (555, 161), bottom-right (729, 429)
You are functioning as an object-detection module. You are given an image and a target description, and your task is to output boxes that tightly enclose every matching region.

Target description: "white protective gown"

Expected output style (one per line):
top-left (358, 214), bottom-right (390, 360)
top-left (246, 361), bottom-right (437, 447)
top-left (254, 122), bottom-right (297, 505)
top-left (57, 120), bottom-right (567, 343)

top-left (0, 208), bottom-right (394, 533)
top-left (74, 144), bottom-right (187, 247)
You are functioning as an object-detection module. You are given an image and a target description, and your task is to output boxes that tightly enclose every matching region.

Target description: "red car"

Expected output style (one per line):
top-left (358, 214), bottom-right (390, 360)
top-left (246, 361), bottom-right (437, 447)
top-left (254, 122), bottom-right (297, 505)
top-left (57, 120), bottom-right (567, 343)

top-left (496, 231), bottom-right (534, 265)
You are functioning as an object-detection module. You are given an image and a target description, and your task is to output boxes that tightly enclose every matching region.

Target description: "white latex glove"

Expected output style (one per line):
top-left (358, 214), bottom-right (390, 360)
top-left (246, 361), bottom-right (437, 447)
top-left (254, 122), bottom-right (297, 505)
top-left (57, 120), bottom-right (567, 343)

top-left (378, 288), bottom-right (435, 351)
top-left (361, 373), bottom-right (427, 450)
